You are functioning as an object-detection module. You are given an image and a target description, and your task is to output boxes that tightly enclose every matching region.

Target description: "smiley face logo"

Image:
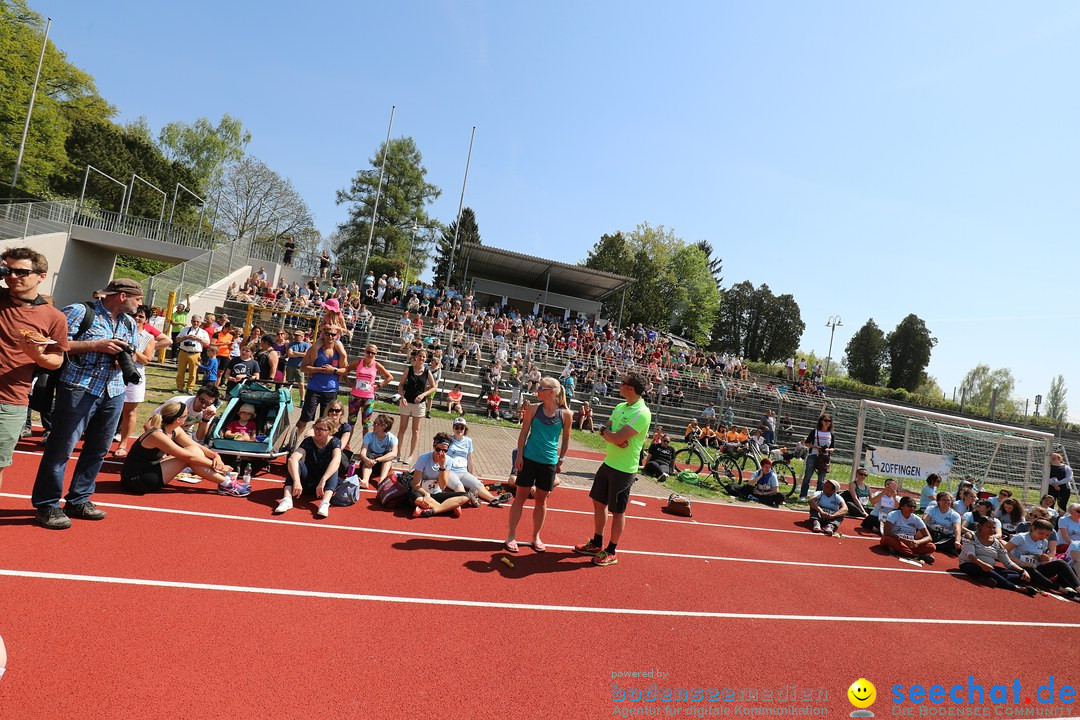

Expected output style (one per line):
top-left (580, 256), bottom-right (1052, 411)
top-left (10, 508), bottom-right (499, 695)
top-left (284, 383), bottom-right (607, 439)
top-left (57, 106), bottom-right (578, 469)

top-left (848, 678), bottom-right (876, 709)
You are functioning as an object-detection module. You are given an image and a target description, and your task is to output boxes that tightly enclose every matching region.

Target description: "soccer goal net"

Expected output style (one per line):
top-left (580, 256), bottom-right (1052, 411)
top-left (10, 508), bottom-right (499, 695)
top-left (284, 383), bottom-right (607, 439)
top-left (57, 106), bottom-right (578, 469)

top-left (850, 399), bottom-right (1053, 501)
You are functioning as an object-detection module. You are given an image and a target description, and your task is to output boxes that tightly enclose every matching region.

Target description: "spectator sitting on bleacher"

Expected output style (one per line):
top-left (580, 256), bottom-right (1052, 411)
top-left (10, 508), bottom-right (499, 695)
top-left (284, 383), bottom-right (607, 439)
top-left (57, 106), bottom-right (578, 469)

top-left (447, 384), bottom-right (464, 416)
top-left (700, 404), bottom-right (716, 422)
top-left (699, 421), bottom-right (719, 448)
top-left (576, 401), bottom-right (594, 432)
top-left (486, 388), bottom-right (503, 419)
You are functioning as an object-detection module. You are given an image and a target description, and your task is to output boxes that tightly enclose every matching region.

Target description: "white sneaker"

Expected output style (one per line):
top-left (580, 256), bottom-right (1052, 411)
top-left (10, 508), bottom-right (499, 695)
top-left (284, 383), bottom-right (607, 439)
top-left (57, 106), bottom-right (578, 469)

top-left (113, 433), bottom-right (122, 443)
top-left (316, 500), bottom-right (330, 518)
top-left (274, 496), bottom-right (293, 514)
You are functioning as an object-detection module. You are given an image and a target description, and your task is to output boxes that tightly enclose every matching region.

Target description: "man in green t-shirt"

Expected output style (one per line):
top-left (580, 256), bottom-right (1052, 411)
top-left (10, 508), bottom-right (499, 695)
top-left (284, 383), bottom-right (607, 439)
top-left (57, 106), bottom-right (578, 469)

top-left (574, 374), bottom-right (652, 567)
top-left (169, 293), bottom-right (191, 361)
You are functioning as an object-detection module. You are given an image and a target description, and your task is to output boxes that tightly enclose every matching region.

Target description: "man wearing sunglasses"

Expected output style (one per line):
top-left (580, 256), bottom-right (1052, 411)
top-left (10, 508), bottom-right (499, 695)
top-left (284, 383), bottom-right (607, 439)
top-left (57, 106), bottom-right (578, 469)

top-left (0, 248), bottom-right (68, 494)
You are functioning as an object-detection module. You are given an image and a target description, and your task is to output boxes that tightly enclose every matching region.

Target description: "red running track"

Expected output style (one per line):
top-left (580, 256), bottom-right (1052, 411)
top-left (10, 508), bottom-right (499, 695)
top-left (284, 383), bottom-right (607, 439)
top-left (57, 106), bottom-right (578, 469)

top-left (0, 446), bottom-right (1078, 718)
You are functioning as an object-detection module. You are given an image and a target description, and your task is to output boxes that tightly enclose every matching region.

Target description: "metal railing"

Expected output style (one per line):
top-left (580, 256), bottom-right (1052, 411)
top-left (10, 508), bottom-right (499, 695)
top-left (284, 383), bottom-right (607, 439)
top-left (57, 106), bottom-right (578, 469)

top-left (0, 199), bottom-right (219, 251)
top-left (146, 235), bottom-right (277, 308)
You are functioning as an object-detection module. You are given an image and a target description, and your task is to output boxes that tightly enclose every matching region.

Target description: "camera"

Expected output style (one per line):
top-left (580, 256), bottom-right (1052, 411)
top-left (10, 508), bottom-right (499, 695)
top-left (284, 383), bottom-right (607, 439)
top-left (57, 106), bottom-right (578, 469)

top-left (115, 343), bottom-right (142, 386)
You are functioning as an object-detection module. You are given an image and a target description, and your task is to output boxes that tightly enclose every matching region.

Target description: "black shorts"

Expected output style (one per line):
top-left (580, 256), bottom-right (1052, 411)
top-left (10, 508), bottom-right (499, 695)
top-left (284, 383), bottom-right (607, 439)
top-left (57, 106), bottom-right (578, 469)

top-left (300, 390), bottom-right (338, 422)
top-left (120, 464), bottom-right (165, 495)
top-left (588, 463), bottom-right (637, 514)
top-left (516, 456), bottom-right (557, 492)
top-left (408, 488), bottom-right (467, 505)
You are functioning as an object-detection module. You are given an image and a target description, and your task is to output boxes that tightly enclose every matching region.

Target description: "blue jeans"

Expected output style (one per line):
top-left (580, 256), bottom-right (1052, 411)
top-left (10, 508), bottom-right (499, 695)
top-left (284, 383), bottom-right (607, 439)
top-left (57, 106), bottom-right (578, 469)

top-left (32, 384), bottom-right (124, 509)
top-left (799, 453), bottom-right (827, 498)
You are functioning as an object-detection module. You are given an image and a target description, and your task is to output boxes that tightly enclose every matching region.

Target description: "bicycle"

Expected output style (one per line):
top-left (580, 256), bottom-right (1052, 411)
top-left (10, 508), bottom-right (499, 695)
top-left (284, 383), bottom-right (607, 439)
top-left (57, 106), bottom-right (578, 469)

top-left (672, 433), bottom-right (745, 486)
top-left (738, 443), bottom-right (799, 497)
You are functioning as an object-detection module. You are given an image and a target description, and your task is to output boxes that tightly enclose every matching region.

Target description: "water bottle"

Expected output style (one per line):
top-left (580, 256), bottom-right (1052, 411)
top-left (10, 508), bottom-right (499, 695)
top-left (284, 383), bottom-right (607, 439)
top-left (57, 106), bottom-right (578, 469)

top-left (242, 463), bottom-right (252, 484)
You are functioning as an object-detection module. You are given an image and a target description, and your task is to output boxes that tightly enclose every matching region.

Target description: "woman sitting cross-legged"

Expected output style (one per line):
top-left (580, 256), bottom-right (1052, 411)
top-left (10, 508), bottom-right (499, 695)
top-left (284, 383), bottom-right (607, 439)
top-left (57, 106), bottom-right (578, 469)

top-left (880, 496), bottom-right (937, 564)
top-left (357, 413), bottom-right (398, 489)
top-left (860, 478), bottom-right (899, 533)
top-left (807, 477), bottom-right (847, 535)
top-left (959, 514), bottom-right (1037, 596)
top-left (1006, 518), bottom-right (1080, 598)
top-left (409, 432), bottom-right (470, 519)
top-left (275, 417), bottom-right (342, 518)
top-left (724, 457), bottom-right (784, 507)
top-left (923, 491), bottom-right (963, 556)
top-left (120, 401), bottom-right (248, 497)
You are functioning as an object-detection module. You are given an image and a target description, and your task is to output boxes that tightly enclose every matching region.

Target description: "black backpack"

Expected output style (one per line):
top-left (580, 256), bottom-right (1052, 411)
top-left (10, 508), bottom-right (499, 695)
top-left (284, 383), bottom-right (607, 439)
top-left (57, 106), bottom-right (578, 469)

top-left (29, 302), bottom-right (95, 414)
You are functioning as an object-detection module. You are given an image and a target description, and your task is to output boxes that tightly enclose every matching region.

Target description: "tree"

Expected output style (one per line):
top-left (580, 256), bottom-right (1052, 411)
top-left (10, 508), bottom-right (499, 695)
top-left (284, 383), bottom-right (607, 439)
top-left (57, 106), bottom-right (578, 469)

top-left (662, 244), bottom-right (720, 345)
top-left (214, 155), bottom-right (316, 254)
top-left (582, 223), bottom-right (684, 329)
top-left (335, 136), bottom-right (441, 270)
top-left (1045, 374), bottom-right (1068, 422)
top-left (432, 207), bottom-right (480, 288)
top-left (843, 318), bottom-right (888, 386)
top-left (158, 114), bottom-right (250, 189)
top-left (958, 364), bottom-right (1018, 413)
top-left (885, 314), bottom-right (936, 391)
top-left (712, 281), bottom-right (805, 362)
top-left (694, 239), bottom-right (723, 290)
top-left (59, 118), bottom-right (201, 217)
top-left (0, 0), bottom-right (114, 197)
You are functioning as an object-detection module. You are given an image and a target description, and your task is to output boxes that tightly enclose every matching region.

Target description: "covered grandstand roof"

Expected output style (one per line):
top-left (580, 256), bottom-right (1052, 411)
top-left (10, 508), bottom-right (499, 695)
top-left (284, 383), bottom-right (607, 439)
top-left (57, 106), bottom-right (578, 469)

top-left (460, 244), bottom-right (635, 301)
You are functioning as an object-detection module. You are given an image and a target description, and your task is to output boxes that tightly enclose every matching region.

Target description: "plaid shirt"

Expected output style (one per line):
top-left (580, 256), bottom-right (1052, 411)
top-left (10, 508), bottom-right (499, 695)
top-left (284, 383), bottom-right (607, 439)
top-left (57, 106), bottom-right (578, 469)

top-left (61, 299), bottom-right (138, 398)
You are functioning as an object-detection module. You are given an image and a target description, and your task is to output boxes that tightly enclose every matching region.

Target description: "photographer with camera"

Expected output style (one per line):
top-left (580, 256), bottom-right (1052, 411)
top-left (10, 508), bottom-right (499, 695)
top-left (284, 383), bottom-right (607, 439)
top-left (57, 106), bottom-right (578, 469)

top-left (0, 248), bottom-right (68, 493)
top-left (32, 278), bottom-right (142, 530)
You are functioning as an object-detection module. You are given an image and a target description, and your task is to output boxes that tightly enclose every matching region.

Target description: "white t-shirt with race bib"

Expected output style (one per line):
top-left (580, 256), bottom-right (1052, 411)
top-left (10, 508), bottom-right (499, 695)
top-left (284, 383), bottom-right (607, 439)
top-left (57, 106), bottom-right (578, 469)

top-left (1008, 531), bottom-right (1049, 566)
top-left (924, 506), bottom-right (961, 534)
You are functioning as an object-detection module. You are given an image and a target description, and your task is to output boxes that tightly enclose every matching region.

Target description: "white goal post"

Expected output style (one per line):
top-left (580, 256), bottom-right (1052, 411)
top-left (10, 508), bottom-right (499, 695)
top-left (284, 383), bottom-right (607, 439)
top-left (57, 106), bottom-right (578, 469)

top-left (850, 399), bottom-right (1054, 500)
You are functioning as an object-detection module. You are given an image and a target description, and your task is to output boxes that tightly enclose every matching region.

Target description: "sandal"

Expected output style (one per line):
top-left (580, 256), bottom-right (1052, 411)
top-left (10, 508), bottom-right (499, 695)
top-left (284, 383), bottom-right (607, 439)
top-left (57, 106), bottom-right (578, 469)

top-left (114, 447), bottom-right (129, 459)
top-left (532, 539), bottom-right (547, 553)
top-left (504, 540), bottom-right (519, 553)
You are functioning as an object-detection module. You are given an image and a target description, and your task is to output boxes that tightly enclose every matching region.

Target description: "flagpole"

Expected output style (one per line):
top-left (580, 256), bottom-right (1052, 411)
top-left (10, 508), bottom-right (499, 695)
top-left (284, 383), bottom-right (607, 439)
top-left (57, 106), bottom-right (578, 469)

top-left (11, 17), bottom-right (51, 191)
top-left (359, 105), bottom-right (395, 283)
top-left (446, 126), bottom-right (476, 286)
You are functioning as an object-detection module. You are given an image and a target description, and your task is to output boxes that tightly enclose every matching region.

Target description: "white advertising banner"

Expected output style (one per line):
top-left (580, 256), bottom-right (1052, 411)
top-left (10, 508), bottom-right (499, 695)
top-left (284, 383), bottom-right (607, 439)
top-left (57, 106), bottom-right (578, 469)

top-left (864, 447), bottom-right (955, 482)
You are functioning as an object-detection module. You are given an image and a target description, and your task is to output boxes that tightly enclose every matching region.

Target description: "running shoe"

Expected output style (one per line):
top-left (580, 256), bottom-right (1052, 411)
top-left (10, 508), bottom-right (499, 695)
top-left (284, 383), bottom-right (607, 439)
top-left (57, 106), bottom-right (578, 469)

top-left (489, 491), bottom-right (513, 508)
top-left (218, 480), bottom-right (251, 497)
top-left (810, 520), bottom-right (821, 533)
top-left (573, 540), bottom-right (602, 557)
top-left (592, 550), bottom-right (618, 567)
top-left (316, 501), bottom-right (330, 518)
top-left (466, 490), bottom-right (482, 508)
top-left (274, 496), bottom-right (293, 514)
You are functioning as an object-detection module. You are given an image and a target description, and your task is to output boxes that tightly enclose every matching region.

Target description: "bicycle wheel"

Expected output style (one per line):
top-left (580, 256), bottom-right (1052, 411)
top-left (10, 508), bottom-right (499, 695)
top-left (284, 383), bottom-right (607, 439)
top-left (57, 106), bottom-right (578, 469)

top-left (717, 456), bottom-right (742, 484)
top-left (740, 453), bottom-right (761, 477)
top-left (772, 461), bottom-right (798, 497)
top-left (673, 447), bottom-right (704, 475)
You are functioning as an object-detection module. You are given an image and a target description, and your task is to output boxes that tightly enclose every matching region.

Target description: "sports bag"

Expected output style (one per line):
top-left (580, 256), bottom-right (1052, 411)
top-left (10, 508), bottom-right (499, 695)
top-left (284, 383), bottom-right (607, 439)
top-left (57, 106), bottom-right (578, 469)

top-left (675, 470), bottom-right (701, 485)
top-left (376, 471), bottom-right (410, 508)
top-left (331, 474), bottom-right (360, 507)
top-left (663, 493), bottom-right (693, 517)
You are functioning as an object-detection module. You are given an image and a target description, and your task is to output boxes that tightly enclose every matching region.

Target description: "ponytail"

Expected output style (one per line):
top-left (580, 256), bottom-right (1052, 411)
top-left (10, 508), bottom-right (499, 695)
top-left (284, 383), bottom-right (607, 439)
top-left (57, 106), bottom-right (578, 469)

top-left (555, 382), bottom-right (568, 410)
top-left (148, 401), bottom-right (184, 431)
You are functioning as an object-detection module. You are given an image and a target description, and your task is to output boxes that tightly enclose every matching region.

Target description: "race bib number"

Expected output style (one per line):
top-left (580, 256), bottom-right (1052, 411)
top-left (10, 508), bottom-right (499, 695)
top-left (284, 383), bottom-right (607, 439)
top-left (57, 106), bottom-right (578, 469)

top-left (898, 532), bottom-right (915, 541)
top-left (450, 456), bottom-right (468, 471)
top-left (1019, 554), bottom-right (1039, 565)
top-left (356, 380), bottom-right (371, 392)
top-left (931, 524), bottom-right (946, 533)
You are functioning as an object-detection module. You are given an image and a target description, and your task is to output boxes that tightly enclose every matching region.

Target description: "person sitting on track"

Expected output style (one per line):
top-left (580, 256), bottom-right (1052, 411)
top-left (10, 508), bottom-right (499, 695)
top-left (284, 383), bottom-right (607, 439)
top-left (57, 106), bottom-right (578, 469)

top-left (841, 467), bottom-right (872, 518)
top-left (955, 487), bottom-right (977, 516)
top-left (988, 488), bottom-right (1013, 512)
top-left (923, 491), bottom-right (963, 556)
top-left (154, 384), bottom-right (221, 443)
top-left (724, 457), bottom-right (784, 507)
top-left (505, 377), bottom-right (572, 552)
top-left (880, 496), bottom-right (936, 564)
top-left (275, 416), bottom-right (342, 519)
top-left (120, 401), bottom-right (248, 497)
top-left (447, 417), bottom-right (509, 507)
top-left (962, 499), bottom-right (1001, 541)
top-left (807, 477), bottom-right (847, 535)
top-left (1056, 503), bottom-right (1080, 569)
top-left (1032, 495), bottom-right (1060, 526)
top-left (642, 434), bottom-right (675, 483)
top-left (995, 496), bottom-right (1025, 539)
top-left (409, 432), bottom-right (470, 519)
top-left (860, 478), bottom-right (899, 533)
top-left (1006, 519), bottom-right (1080, 598)
top-left (357, 413), bottom-right (398, 490)
top-left (959, 514), bottom-right (1037, 596)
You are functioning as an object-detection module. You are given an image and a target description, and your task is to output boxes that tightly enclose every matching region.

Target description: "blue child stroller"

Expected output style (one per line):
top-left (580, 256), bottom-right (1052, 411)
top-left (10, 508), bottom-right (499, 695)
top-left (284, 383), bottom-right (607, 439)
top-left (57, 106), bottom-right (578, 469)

top-left (208, 379), bottom-right (296, 474)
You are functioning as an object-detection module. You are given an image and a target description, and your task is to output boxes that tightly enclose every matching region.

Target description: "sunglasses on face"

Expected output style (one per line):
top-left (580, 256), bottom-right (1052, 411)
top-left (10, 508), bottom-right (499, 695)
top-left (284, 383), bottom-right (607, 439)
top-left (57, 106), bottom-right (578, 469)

top-left (5, 268), bottom-right (34, 278)
top-left (327, 409), bottom-right (343, 414)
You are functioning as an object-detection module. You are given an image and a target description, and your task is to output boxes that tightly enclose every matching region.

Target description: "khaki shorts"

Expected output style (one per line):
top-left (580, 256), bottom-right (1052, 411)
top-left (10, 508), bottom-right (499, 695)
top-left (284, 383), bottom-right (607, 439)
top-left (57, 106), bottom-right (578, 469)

top-left (285, 365), bottom-right (305, 384)
top-left (0, 403), bottom-right (26, 469)
top-left (398, 400), bottom-right (425, 418)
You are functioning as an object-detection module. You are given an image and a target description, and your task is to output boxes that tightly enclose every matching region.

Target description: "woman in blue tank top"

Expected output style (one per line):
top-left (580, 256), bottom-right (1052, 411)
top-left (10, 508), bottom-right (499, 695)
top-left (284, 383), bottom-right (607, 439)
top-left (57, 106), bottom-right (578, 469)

top-left (504, 377), bottom-right (570, 553)
top-left (296, 327), bottom-right (347, 438)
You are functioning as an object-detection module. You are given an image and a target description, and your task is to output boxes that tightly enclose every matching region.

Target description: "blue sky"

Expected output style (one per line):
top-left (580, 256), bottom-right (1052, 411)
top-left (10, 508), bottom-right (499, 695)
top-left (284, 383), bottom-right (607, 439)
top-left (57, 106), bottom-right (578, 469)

top-left (43, 1), bottom-right (1080, 413)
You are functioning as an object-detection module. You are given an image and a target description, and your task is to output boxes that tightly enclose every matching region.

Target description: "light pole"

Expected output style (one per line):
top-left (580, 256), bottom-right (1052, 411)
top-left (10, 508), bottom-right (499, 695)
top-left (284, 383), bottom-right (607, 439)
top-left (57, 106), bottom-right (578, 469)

top-left (11, 17), bottom-right (51, 191)
top-left (825, 315), bottom-right (843, 378)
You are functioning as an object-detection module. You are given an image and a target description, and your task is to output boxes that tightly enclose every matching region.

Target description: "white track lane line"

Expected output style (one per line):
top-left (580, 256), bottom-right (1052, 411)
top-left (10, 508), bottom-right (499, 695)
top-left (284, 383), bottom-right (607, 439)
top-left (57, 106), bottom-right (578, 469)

top-left (0, 567), bottom-right (1076, 628)
top-left (0, 491), bottom-right (941, 575)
